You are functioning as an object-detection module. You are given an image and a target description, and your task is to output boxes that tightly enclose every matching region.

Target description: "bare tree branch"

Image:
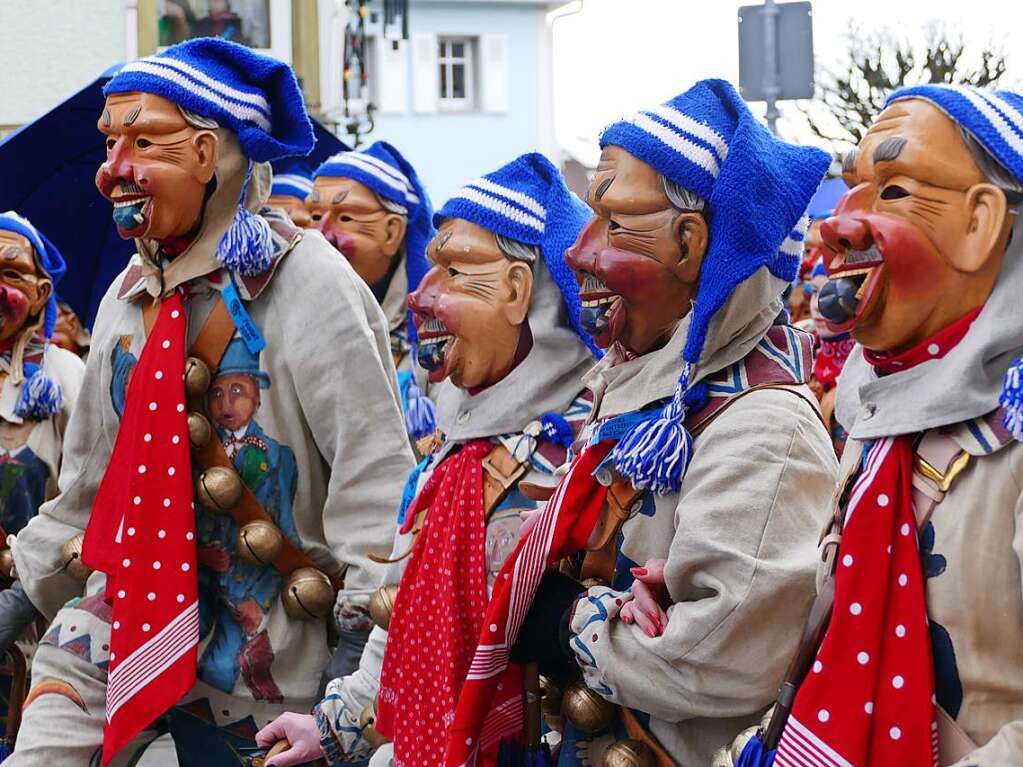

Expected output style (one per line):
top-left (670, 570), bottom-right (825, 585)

top-left (803, 24), bottom-right (1007, 154)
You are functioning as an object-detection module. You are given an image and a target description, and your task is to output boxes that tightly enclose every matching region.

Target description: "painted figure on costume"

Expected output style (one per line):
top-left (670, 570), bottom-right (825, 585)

top-left (308, 144), bottom-right (437, 442)
top-left (255, 153), bottom-right (599, 767)
top-left (0, 213), bottom-right (84, 743)
top-left (732, 84), bottom-right (1023, 767)
top-left (441, 81), bottom-right (837, 767)
top-left (197, 338), bottom-right (299, 702)
top-left (5, 39), bottom-right (413, 767)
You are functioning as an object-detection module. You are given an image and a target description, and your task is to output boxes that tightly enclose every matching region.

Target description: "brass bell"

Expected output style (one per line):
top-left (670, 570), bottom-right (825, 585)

top-left (281, 567), bottom-right (334, 620)
top-left (368, 584), bottom-right (398, 630)
top-left (540, 675), bottom-right (564, 732)
top-left (236, 521), bottom-right (284, 566)
top-left (0, 548), bottom-right (13, 579)
top-left (358, 700), bottom-right (390, 749)
top-left (602, 740), bottom-right (655, 767)
top-left (196, 466), bottom-right (243, 512)
top-left (184, 357), bottom-right (212, 398)
top-left (188, 411), bottom-right (212, 448)
top-left (60, 534), bottom-right (93, 583)
top-left (562, 680), bottom-right (616, 734)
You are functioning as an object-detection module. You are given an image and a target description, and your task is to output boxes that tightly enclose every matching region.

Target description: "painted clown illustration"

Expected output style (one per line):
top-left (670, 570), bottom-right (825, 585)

top-left (198, 337), bottom-right (299, 702)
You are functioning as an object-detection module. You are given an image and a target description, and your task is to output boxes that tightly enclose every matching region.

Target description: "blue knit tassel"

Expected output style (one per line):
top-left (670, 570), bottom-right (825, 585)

top-left (613, 364), bottom-right (697, 495)
top-left (1001, 357), bottom-right (1023, 441)
top-left (539, 412), bottom-right (573, 448)
top-left (15, 362), bottom-right (63, 420)
top-left (404, 379), bottom-right (437, 440)
top-left (215, 205), bottom-right (275, 276)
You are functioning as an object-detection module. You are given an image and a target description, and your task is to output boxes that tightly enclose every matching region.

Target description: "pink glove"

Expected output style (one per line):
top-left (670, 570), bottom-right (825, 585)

top-left (255, 712), bottom-right (324, 767)
top-left (619, 558), bottom-right (669, 637)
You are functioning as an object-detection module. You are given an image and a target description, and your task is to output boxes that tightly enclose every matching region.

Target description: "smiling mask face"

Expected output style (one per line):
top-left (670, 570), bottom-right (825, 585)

top-left (818, 98), bottom-right (1015, 353)
top-left (408, 219), bottom-right (533, 390)
top-left (96, 92), bottom-right (219, 244)
top-left (307, 177), bottom-right (407, 286)
top-left (0, 231), bottom-right (52, 345)
top-left (564, 145), bottom-right (707, 356)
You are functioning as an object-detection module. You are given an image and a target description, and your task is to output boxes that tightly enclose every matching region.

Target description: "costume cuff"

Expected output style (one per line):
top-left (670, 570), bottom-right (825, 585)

top-left (567, 586), bottom-right (633, 699)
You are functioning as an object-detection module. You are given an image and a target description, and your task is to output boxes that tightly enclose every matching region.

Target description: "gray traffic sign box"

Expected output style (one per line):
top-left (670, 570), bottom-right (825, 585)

top-left (738, 1), bottom-right (815, 102)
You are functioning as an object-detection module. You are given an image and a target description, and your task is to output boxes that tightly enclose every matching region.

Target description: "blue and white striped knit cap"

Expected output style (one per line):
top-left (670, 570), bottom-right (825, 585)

top-left (270, 157), bottom-right (314, 201)
top-left (886, 84), bottom-right (1023, 184)
top-left (0, 212), bottom-right (68, 419)
top-left (104, 38), bottom-right (314, 163)
top-left (435, 152), bottom-right (601, 357)
top-left (599, 79), bottom-right (830, 493)
top-left (313, 142), bottom-right (435, 324)
top-left (890, 85), bottom-right (1023, 440)
top-left (104, 39), bottom-right (315, 276)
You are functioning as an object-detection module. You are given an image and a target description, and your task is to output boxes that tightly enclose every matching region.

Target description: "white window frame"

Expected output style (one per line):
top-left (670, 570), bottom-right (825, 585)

top-left (150, 0), bottom-right (293, 64)
top-left (437, 36), bottom-right (476, 113)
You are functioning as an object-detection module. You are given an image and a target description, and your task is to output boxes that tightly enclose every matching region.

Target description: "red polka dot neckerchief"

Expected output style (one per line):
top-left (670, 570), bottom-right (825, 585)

top-left (776, 435), bottom-right (937, 766)
top-left (376, 440), bottom-right (523, 767)
top-left (82, 290), bottom-right (198, 765)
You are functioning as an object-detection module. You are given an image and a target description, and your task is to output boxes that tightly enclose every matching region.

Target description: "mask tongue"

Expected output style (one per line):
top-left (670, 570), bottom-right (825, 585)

top-left (817, 272), bottom-right (868, 324)
top-left (112, 200), bottom-right (147, 229)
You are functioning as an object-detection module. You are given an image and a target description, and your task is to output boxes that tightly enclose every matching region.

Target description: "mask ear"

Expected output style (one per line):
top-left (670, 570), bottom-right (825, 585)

top-left (381, 213), bottom-right (408, 259)
top-left (30, 278), bottom-right (52, 318)
top-left (192, 130), bottom-right (220, 184)
top-left (954, 182), bottom-right (1010, 273)
top-left (500, 261), bottom-right (534, 327)
top-left (670, 211), bottom-right (708, 283)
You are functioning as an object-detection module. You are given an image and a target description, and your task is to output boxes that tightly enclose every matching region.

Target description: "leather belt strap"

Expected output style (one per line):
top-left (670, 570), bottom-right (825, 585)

top-left (580, 479), bottom-right (641, 584)
top-left (371, 442), bottom-right (527, 566)
top-left (482, 444), bottom-right (528, 519)
top-left (184, 298), bottom-right (344, 591)
top-left (911, 430), bottom-right (971, 530)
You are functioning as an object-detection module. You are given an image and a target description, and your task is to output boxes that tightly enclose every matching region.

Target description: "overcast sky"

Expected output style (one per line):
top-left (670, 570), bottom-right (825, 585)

top-left (552, 0), bottom-right (1023, 164)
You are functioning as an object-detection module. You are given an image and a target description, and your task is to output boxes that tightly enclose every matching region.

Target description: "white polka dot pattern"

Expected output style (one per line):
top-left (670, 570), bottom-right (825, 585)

top-left (83, 291), bottom-right (199, 760)
top-left (775, 436), bottom-right (938, 766)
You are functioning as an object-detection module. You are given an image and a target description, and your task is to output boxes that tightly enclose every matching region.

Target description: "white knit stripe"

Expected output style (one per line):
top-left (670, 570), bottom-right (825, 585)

top-left (448, 188), bottom-right (545, 233)
top-left (273, 174), bottom-right (314, 195)
top-left (119, 61), bottom-right (272, 131)
top-left (330, 154), bottom-right (420, 204)
top-left (777, 715), bottom-right (853, 767)
top-left (628, 113), bottom-right (720, 177)
top-left (106, 602), bottom-right (199, 720)
top-left (976, 90), bottom-right (1023, 147)
top-left (646, 104), bottom-right (730, 163)
top-left (466, 177), bottom-right (546, 219)
top-left (350, 152), bottom-right (414, 189)
top-left (780, 216), bottom-right (810, 258)
top-left (136, 56), bottom-right (272, 117)
top-left (944, 86), bottom-right (1023, 161)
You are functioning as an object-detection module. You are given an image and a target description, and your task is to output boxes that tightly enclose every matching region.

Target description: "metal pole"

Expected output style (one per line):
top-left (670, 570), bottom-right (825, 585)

top-left (762, 0), bottom-right (780, 135)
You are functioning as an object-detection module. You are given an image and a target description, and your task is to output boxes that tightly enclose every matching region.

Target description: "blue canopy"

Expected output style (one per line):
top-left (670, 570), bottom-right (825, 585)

top-left (807, 176), bottom-right (847, 221)
top-left (0, 64), bottom-right (347, 327)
